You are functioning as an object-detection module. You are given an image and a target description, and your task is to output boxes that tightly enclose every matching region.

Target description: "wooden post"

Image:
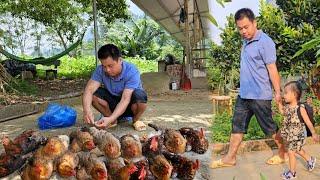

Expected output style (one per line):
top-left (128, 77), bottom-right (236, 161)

top-left (184, 0), bottom-right (191, 78)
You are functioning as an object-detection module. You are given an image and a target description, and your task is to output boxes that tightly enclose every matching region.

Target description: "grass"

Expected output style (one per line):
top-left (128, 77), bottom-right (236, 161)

top-left (211, 102), bottom-right (283, 143)
top-left (7, 79), bottom-right (38, 95)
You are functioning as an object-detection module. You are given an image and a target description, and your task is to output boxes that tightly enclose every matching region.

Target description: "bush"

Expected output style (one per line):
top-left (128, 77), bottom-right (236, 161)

top-left (125, 56), bottom-right (158, 74)
top-left (35, 56), bottom-right (158, 79)
top-left (211, 102), bottom-right (283, 143)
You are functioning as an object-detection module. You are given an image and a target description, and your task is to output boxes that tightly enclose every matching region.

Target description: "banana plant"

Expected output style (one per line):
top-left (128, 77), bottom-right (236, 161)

top-left (293, 35), bottom-right (320, 67)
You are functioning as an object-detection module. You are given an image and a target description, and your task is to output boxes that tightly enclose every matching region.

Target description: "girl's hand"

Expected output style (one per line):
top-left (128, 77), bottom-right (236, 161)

top-left (312, 133), bottom-right (319, 143)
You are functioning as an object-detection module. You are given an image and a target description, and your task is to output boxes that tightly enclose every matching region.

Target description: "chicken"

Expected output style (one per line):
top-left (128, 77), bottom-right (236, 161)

top-left (0, 152), bottom-right (29, 178)
top-left (148, 124), bottom-right (186, 154)
top-left (88, 127), bottom-right (121, 159)
top-left (21, 157), bottom-right (54, 180)
top-left (130, 159), bottom-right (155, 180)
top-left (56, 151), bottom-right (79, 178)
top-left (179, 127), bottom-right (209, 154)
top-left (162, 151), bottom-right (200, 180)
top-left (69, 129), bottom-right (95, 153)
top-left (77, 152), bottom-right (108, 180)
top-left (149, 155), bottom-right (172, 180)
top-left (112, 162), bottom-right (137, 180)
top-left (34, 136), bottom-right (68, 161)
top-left (120, 134), bottom-right (142, 161)
top-left (1, 130), bottom-right (46, 156)
top-left (76, 166), bottom-right (91, 180)
top-left (105, 157), bottom-right (125, 177)
top-left (142, 135), bottom-right (164, 159)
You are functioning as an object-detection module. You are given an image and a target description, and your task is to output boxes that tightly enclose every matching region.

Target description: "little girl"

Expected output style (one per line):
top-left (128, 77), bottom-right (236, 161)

top-left (279, 81), bottom-right (319, 179)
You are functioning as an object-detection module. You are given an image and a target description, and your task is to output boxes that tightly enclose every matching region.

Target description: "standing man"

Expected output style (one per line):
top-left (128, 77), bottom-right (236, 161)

top-left (211, 8), bottom-right (285, 168)
top-left (82, 44), bottom-right (147, 131)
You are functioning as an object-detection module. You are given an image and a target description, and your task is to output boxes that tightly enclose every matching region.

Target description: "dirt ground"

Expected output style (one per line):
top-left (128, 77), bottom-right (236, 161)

top-left (0, 89), bottom-right (214, 180)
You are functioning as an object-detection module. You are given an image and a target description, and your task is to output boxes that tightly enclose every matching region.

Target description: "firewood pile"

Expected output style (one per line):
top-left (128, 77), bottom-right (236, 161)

top-left (0, 124), bottom-right (209, 180)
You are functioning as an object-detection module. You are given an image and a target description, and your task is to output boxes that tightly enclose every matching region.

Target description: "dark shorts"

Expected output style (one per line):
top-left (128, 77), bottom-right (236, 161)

top-left (232, 96), bottom-right (278, 136)
top-left (93, 87), bottom-right (147, 118)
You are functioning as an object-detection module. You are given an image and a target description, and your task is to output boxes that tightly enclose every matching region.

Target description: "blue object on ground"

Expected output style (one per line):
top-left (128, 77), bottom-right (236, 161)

top-left (38, 103), bottom-right (77, 130)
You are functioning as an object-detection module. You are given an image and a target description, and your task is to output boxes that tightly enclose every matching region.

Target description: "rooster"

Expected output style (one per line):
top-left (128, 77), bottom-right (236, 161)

top-left (130, 159), bottom-right (155, 180)
top-left (105, 157), bottom-right (125, 177)
top-left (149, 155), bottom-right (172, 180)
top-left (112, 162), bottom-right (137, 180)
top-left (69, 129), bottom-right (96, 153)
top-left (56, 151), bottom-right (79, 178)
top-left (148, 124), bottom-right (186, 154)
top-left (21, 157), bottom-right (54, 180)
top-left (88, 127), bottom-right (121, 159)
top-left (179, 127), bottom-right (209, 154)
top-left (162, 151), bottom-right (200, 180)
top-left (1, 130), bottom-right (47, 156)
top-left (77, 152), bottom-right (108, 180)
top-left (0, 152), bottom-right (30, 178)
top-left (142, 135), bottom-right (163, 159)
top-left (120, 134), bottom-right (142, 161)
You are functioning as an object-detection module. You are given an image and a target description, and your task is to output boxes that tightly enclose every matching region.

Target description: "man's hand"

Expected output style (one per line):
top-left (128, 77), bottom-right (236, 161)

top-left (83, 110), bottom-right (94, 124)
top-left (95, 116), bottom-right (116, 128)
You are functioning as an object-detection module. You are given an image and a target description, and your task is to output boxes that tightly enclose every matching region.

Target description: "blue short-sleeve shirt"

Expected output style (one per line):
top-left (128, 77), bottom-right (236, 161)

top-left (239, 30), bottom-right (276, 100)
top-left (91, 61), bottom-right (143, 96)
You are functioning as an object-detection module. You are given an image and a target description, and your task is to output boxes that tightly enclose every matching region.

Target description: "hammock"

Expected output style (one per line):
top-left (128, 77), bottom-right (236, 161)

top-left (0, 38), bottom-right (82, 66)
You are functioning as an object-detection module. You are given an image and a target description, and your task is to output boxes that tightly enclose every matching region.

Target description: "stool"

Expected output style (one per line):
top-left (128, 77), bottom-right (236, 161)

top-left (212, 95), bottom-right (232, 115)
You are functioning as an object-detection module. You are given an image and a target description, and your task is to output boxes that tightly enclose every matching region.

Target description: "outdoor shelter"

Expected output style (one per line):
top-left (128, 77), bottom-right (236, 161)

top-left (131, 0), bottom-right (214, 80)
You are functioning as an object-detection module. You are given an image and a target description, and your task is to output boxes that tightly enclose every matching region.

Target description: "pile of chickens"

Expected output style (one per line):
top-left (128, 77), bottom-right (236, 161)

top-left (0, 124), bottom-right (208, 180)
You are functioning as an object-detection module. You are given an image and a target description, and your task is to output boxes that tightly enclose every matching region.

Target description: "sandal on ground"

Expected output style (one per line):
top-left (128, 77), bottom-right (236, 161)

top-left (266, 155), bottom-right (285, 165)
top-left (133, 121), bottom-right (147, 131)
top-left (210, 159), bottom-right (235, 169)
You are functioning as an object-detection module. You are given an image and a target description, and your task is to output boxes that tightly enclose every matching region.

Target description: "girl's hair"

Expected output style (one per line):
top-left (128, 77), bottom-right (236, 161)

top-left (284, 81), bottom-right (302, 101)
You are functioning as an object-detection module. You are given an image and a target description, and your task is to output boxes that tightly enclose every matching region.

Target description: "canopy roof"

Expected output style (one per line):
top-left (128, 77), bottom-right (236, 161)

top-left (131, 0), bottom-right (213, 46)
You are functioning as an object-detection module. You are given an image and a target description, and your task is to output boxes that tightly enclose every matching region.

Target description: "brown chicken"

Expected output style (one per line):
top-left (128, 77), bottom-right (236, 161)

top-left (148, 123), bottom-right (186, 154)
top-left (69, 129), bottom-right (95, 153)
top-left (88, 127), bottom-right (121, 159)
top-left (120, 134), bottom-right (142, 161)
top-left (21, 157), bottom-right (54, 180)
top-left (112, 162), bottom-right (137, 180)
top-left (142, 135), bottom-right (164, 159)
top-left (77, 152), bottom-right (108, 180)
top-left (34, 136), bottom-right (68, 161)
top-left (105, 157), bottom-right (125, 177)
top-left (1, 130), bottom-right (46, 156)
top-left (179, 127), bottom-right (209, 154)
top-left (56, 151), bottom-right (79, 178)
top-left (162, 151), bottom-right (200, 180)
top-left (0, 152), bottom-right (30, 178)
top-left (149, 155), bottom-right (173, 180)
top-left (130, 159), bottom-right (155, 180)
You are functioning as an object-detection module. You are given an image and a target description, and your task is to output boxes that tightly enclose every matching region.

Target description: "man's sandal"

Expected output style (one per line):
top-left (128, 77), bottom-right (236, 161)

top-left (266, 155), bottom-right (285, 165)
top-left (133, 121), bottom-right (147, 131)
top-left (210, 159), bottom-right (235, 169)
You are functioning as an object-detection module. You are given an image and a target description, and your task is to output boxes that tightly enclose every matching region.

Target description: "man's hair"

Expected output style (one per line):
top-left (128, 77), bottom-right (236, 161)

top-left (98, 44), bottom-right (121, 61)
top-left (284, 81), bottom-right (302, 101)
top-left (234, 8), bottom-right (255, 22)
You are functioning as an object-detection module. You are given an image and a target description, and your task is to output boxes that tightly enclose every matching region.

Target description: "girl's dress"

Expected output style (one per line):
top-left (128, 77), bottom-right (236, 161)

top-left (280, 104), bottom-right (307, 151)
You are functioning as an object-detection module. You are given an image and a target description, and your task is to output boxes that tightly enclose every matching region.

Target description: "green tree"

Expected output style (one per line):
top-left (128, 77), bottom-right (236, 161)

top-left (2, 0), bottom-right (129, 51)
top-left (276, 0), bottom-right (320, 28)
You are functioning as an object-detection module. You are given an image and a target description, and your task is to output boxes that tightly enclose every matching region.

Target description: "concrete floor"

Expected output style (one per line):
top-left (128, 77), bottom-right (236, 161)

top-left (0, 90), bottom-right (213, 180)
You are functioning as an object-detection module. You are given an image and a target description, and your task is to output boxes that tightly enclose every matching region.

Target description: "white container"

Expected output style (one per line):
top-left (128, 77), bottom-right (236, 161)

top-left (171, 82), bottom-right (177, 90)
